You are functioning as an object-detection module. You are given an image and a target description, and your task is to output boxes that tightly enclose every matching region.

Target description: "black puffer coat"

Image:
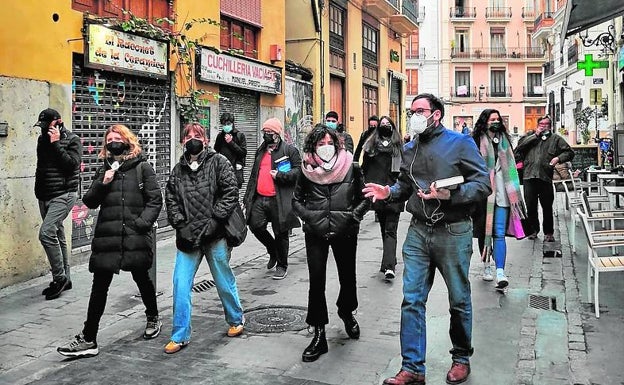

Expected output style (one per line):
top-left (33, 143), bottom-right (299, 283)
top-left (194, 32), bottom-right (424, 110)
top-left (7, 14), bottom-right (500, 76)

top-left (292, 163), bottom-right (370, 239)
top-left (165, 149), bottom-right (239, 252)
top-left (84, 154), bottom-right (163, 273)
top-left (35, 128), bottom-right (82, 201)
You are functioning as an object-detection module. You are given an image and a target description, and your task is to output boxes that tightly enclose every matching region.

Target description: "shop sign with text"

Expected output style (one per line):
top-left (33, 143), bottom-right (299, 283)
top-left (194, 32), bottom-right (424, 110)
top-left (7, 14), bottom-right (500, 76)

top-left (85, 24), bottom-right (168, 79)
top-left (199, 48), bottom-right (282, 94)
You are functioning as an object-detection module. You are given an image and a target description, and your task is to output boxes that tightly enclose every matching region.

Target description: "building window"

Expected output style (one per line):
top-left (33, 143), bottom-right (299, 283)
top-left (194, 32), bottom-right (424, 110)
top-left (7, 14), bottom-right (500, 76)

top-left (407, 32), bottom-right (420, 59)
top-left (490, 27), bottom-right (506, 57)
top-left (455, 70), bottom-right (471, 96)
top-left (72, 0), bottom-right (172, 29)
top-left (329, 3), bottom-right (346, 72)
top-left (362, 22), bottom-right (378, 82)
top-left (329, 4), bottom-right (344, 37)
top-left (490, 69), bottom-right (506, 96)
top-left (526, 72), bottom-right (542, 96)
top-left (453, 29), bottom-right (469, 57)
top-left (407, 69), bottom-right (419, 95)
top-left (363, 85), bottom-right (378, 122)
top-left (220, 16), bottom-right (259, 59)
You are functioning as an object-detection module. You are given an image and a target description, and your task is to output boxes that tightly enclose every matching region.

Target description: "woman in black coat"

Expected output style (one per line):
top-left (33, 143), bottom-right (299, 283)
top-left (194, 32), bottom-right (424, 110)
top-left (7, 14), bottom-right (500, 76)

top-left (293, 124), bottom-right (370, 363)
top-left (57, 124), bottom-right (163, 358)
top-left (361, 116), bottom-right (404, 280)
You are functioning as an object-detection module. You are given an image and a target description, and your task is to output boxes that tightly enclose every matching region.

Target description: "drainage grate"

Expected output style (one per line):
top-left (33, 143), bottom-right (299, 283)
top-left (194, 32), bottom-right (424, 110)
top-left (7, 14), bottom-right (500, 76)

top-left (529, 294), bottom-right (557, 311)
top-left (192, 279), bottom-right (216, 293)
top-left (243, 305), bottom-right (308, 333)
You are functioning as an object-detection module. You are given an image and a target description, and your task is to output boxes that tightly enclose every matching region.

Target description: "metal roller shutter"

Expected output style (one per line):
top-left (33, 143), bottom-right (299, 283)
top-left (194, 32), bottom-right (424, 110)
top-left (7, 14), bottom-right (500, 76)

top-left (71, 56), bottom-right (171, 248)
top-left (218, 86), bottom-right (260, 198)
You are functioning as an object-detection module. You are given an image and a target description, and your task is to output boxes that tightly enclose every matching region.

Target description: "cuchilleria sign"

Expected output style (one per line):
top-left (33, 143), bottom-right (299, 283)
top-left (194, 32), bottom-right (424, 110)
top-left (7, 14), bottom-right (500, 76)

top-left (198, 48), bottom-right (282, 94)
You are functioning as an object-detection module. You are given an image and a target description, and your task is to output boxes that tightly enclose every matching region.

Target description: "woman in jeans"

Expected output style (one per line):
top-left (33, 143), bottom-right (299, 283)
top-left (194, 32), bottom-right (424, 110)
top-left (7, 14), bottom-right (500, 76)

top-left (471, 109), bottom-right (526, 290)
top-left (361, 116), bottom-right (404, 280)
top-left (164, 123), bottom-right (244, 354)
top-left (292, 124), bottom-right (370, 362)
top-left (57, 124), bottom-right (163, 358)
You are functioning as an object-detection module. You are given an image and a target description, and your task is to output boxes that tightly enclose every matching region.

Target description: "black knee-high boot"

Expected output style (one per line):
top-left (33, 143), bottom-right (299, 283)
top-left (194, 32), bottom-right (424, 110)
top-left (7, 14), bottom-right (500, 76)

top-left (302, 326), bottom-right (328, 362)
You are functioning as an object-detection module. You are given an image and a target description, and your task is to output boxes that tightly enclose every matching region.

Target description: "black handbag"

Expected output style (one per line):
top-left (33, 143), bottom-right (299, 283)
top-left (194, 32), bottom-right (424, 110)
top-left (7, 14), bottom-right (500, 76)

top-left (224, 204), bottom-right (248, 247)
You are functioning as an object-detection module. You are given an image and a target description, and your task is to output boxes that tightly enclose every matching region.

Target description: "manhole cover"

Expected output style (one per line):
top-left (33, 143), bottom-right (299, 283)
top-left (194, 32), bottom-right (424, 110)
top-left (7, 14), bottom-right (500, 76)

top-left (244, 305), bottom-right (308, 333)
top-left (192, 279), bottom-right (215, 293)
top-left (529, 294), bottom-right (557, 311)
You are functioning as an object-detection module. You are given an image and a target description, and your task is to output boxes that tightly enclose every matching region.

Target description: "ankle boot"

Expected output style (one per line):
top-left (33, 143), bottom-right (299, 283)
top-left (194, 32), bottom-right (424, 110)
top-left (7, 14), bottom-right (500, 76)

top-left (302, 326), bottom-right (328, 362)
top-left (339, 312), bottom-right (360, 339)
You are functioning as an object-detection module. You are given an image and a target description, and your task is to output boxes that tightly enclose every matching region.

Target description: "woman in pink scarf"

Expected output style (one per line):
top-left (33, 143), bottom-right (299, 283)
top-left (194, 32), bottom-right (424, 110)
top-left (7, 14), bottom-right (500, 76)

top-left (471, 109), bottom-right (526, 291)
top-left (293, 124), bottom-right (370, 362)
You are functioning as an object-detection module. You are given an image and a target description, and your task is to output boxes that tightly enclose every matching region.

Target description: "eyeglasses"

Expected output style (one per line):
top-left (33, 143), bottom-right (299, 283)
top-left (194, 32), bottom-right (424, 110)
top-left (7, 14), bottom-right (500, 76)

top-left (407, 108), bottom-right (432, 118)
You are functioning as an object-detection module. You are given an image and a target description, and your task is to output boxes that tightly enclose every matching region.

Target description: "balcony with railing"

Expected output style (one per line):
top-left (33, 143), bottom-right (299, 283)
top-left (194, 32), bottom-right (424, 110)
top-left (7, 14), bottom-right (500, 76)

top-left (449, 47), bottom-right (545, 60)
top-left (450, 86), bottom-right (477, 101)
top-left (363, 0), bottom-right (400, 20)
top-left (486, 86), bottom-right (512, 98)
top-left (450, 7), bottom-right (477, 20)
top-left (533, 12), bottom-right (554, 40)
top-left (406, 47), bottom-right (426, 60)
top-left (523, 86), bottom-right (546, 98)
top-left (389, 0), bottom-right (420, 35)
top-left (522, 7), bottom-right (535, 20)
top-left (485, 7), bottom-right (512, 21)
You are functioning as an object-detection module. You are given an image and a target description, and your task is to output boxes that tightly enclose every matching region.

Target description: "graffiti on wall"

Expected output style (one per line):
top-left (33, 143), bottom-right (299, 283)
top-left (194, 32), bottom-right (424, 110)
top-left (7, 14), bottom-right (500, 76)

top-left (285, 77), bottom-right (313, 150)
top-left (71, 61), bottom-right (170, 248)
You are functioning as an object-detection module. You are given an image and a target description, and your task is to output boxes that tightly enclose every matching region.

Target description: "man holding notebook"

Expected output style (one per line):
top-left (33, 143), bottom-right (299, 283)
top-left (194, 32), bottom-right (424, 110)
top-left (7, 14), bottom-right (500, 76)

top-left (364, 94), bottom-right (490, 385)
top-left (244, 118), bottom-right (301, 280)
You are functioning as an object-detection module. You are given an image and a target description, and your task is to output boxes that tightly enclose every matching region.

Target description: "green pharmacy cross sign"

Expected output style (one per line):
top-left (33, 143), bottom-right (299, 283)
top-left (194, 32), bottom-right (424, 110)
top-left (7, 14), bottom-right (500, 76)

top-left (577, 54), bottom-right (609, 76)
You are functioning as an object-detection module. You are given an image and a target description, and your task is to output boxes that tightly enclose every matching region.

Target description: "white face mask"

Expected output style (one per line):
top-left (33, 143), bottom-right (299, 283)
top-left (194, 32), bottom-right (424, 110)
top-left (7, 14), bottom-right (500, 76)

top-left (316, 144), bottom-right (336, 162)
top-left (410, 114), bottom-right (430, 137)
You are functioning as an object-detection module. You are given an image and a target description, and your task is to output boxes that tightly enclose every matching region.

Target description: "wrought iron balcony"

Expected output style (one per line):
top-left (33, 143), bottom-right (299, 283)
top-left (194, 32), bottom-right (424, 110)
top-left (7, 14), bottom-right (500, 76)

top-left (402, 0), bottom-right (420, 25)
top-left (449, 47), bottom-right (544, 60)
top-left (534, 12), bottom-right (554, 31)
top-left (486, 86), bottom-right (512, 98)
top-left (450, 85), bottom-right (476, 99)
top-left (450, 7), bottom-right (477, 19)
top-left (485, 7), bottom-right (512, 19)
top-left (389, 0), bottom-right (420, 35)
top-left (522, 7), bottom-right (535, 19)
top-left (406, 47), bottom-right (426, 59)
top-left (523, 86), bottom-right (545, 98)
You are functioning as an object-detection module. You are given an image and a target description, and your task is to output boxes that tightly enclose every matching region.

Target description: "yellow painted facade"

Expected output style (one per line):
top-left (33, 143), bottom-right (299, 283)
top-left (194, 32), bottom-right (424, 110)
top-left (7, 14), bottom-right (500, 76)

top-left (0, 0), bottom-right (287, 287)
top-left (286, 1), bottom-right (411, 142)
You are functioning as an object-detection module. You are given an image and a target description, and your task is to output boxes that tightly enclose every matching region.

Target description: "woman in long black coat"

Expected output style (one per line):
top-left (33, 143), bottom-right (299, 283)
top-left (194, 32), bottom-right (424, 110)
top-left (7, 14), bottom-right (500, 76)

top-left (57, 124), bottom-right (163, 358)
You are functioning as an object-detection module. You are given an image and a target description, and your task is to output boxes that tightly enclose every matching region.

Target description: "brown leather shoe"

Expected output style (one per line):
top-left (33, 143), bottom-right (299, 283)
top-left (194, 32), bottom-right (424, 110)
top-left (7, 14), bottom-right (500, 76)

top-left (383, 370), bottom-right (426, 385)
top-left (446, 362), bottom-right (470, 384)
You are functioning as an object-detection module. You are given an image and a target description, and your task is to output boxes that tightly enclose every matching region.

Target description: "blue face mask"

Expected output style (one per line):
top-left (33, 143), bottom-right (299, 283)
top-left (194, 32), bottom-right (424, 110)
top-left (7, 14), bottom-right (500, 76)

top-left (326, 121), bottom-right (338, 130)
top-left (222, 125), bottom-right (233, 133)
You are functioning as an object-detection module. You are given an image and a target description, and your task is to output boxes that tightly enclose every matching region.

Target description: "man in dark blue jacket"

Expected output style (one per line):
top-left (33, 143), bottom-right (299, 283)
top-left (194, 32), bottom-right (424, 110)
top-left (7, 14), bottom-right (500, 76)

top-left (34, 108), bottom-right (82, 300)
top-left (364, 94), bottom-right (491, 385)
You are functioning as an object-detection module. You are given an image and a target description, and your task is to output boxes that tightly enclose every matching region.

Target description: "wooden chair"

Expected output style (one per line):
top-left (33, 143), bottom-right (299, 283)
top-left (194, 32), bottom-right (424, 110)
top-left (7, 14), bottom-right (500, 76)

top-left (576, 208), bottom-right (624, 317)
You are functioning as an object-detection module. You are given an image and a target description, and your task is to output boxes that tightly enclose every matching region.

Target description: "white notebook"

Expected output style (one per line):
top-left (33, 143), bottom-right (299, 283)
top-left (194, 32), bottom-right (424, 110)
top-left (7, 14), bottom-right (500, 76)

top-left (433, 175), bottom-right (464, 190)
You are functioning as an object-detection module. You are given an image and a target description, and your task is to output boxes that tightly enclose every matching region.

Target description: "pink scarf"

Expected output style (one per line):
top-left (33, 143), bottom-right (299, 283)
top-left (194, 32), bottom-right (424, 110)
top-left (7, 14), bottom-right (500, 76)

top-left (301, 149), bottom-right (353, 185)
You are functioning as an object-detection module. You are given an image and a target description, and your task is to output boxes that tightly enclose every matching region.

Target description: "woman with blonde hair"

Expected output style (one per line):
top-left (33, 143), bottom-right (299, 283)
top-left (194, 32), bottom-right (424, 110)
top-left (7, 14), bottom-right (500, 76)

top-left (58, 124), bottom-right (163, 358)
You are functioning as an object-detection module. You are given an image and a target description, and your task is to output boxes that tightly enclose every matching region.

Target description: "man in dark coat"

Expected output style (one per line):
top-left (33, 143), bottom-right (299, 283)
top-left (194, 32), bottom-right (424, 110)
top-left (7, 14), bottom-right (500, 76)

top-left (34, 108), bottom-right (82, 300)
top-left (325, 111), bottom-right (354, 153)
top-left (244, 118), bottom-right (301, 279)
top-left (214, 112), bottom-right (247, 188)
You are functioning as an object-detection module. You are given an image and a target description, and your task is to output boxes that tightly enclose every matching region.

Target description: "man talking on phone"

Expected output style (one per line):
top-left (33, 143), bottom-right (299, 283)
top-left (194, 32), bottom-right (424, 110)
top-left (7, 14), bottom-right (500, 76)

top-left (34, 108), bottom-right (82, 300)
top-left (363, 94), bottom-right (490, 385)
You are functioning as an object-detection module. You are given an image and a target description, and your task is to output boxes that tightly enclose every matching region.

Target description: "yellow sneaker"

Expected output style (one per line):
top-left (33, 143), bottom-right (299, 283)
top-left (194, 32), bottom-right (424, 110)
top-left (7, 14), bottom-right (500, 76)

top-left (164, 340), bottom-right (188, 354)
top-left (227, 324), bottom-right (244, 337)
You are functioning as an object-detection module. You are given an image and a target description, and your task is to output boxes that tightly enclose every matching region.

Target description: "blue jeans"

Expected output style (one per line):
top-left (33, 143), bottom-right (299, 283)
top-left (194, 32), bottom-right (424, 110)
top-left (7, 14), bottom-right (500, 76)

top-left (171, 238), bottom-right (244, 343)
top-left (492, 206), bottom-right (509, 269)
top-left (400, 219), bottom-right (474, 375)
top-left (38, 192), bottom-right (76, 281)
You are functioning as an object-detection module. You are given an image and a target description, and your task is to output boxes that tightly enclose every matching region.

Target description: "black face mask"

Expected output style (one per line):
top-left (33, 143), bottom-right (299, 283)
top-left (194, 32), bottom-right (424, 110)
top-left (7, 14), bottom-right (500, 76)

top-left (488, 122), bottom-right (504, 133)
top-left (106, 141), bottom-right (129, 156)
top-left (378, 125), bottom-right (393, 137)
top-left (368, 125), bottom-right (377, 132)
top-left (185, 138), bottom-right (204, 155)
top-left (263, 132), bottom-right (276, 144)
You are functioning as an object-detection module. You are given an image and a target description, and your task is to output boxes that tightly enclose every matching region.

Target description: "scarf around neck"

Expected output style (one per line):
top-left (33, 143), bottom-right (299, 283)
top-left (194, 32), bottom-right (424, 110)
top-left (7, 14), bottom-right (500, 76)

top-left (302, 149), bottom-right (353, 185)
top-left (479, 133), bottom-right (527, 261)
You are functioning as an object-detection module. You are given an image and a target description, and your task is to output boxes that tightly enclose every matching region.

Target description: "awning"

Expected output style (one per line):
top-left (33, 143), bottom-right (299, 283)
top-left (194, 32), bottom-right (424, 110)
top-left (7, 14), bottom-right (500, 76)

top-left (562, 0), bottom-right (624, 38)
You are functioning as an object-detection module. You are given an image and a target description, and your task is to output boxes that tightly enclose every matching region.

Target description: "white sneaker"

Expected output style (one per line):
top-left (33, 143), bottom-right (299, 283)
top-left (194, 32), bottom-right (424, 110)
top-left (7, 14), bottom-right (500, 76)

top-left (384, 269), bottom-right (395, 280)
top-left (496, 271), bottom-right (509, 289)
top-left (482, 265), bottom-right (494, 281)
